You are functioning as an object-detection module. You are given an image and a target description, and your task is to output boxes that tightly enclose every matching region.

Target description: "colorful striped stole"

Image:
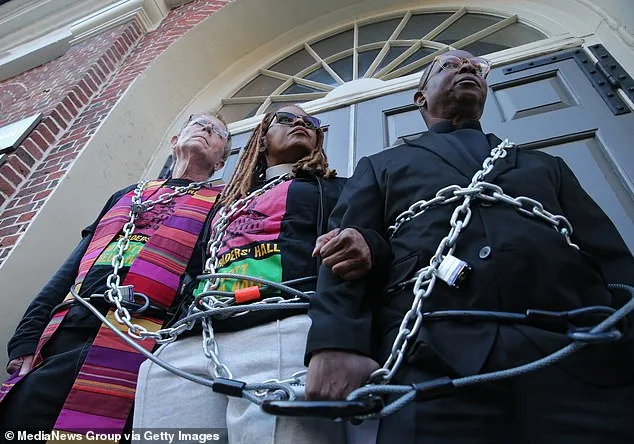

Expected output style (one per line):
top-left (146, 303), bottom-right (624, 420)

top-left (0, 182), bottom-right (165, 403)
top-left (1, 181), bottom-right (221, 439)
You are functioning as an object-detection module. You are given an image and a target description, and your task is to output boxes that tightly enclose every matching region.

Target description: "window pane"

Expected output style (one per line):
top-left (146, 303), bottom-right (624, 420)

top-left (282, 83), bottom-right (322, 95)
top-left (218, 103), bottom-right (261, 123)
top-left (435, 13), bottom-right (503, 45)
top-left (358, 49), bottom-right (381, 77)
top-left (395, 47), bottom-right (435, 71)
top-left (233, 75), bottom-right (285, 98)
top-left (378, 46), bottom-right (410, 71)
top-left (312, 28), bottom-right (353, 59)
top-left (462, 22), bottom-right (546, 55)
top-left (330, 56), bottom-right (353, 82)
top-left (398, 13), bottom-right (453, 40)
top-left (358, 17), bottom-right (403, 45)
top-left (269, 48), bottom-right (316, 75)
top-left (305, 67), bottom-right (337, 86)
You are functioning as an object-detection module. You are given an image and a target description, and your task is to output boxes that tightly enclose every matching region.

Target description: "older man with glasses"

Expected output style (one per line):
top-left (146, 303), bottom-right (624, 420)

top-left (305, 49), bottom-right (634, 443)
top-left (0, 113), bottom-right (232, 439)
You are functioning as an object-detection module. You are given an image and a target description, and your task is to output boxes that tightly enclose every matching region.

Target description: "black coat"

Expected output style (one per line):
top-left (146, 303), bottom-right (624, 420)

top-left (306, 122), bottom-right (634, 384)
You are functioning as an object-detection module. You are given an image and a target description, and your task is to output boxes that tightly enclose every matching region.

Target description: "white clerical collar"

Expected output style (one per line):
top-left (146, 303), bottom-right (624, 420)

top-left (266, 163), bottom-right (294, 181)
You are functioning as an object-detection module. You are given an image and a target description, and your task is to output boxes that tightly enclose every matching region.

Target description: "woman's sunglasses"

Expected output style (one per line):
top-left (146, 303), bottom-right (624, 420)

top-left (273, 111), bottom-right (321, 131)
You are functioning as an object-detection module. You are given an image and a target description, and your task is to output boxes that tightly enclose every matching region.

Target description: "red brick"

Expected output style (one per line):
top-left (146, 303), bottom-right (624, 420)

top-left (42, 149), bottom-right (66, 163)
top-left (103, 50), bottom-right (117, 67)
top-left (98, 57), bottom-right (114, 74)
top-left (0, 224), bottom-right (20, 238)
top-left (37, 160), bottom-right (61, 172)
top-left (29, 175), bottom-right (47, 187)
top-left (85, 72), bottom-right (99, 90)
top-left (90, 66), bottom-right (106, 84)
top-left (36, 124), bottom-right (55, 144)
top-left (42, 116), bottom-right (61, 135)
top-left (30, 131), bottom-right (50, 152)
top-left (1, 164), bottom-right (24, 186)
top-left (129, 22), bottom-right (141, 39)
top-left (108, 48), bottom-right (122, 63)
top-left (115, 40), bottom-right (127, 57)
top-left (0, 176), bottom-right (16, 196)
top-left (68, 89), bottom-right (85, 109)
top-left (15, 182), bottom-right (47, 198)
top-left (54, 103), bottom-right (72, 123)
top-left (34, 189), bottom-right (53, 201)
top-left (0, 233), bottom-right (21, 248)
top-left (14, 147), bottom-right (36, 167)
top-left (121, 32), bottom-right (133, 48)
top-left (119, 32), bottom-right (132, 46)
top-left (62, 97), bottom-right (78, 116)
top-left (0, 216), bottom-right (17, 228)
top-left (59, 151), bottom-right (77, 163)
top-left (49, 110), bottom-right (68, 129)
top-left (2, 203), bottom-right (34, 218)
top-left (16, 195), bottom-right (32, 207)
top-left (87, 68), bottom-right (103, 85)
top-left (77, 80), bottom-right (92, 98)
top-left (8, 155), bottom-right (30, 175)
top-left (17, 211), bottom-right (36, 223)
top-left (49, 171), bottom-right (65, 181)
top-left (114, 40), bottom-right (126, 56)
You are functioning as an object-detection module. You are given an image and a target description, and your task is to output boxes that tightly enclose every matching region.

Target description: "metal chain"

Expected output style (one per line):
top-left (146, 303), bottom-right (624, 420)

top-left (103, 178), bottom-right (214, 343)
top-left (201, 173), bottom-right (292, 296)
top-left (254, 370), bottom-right (307, 397)
top-left (387, 140), bottom-right (578, 249)
top-left (372, 139), bottom-right (578, 383)
top-left (198, 173), bottom-right (293, 376)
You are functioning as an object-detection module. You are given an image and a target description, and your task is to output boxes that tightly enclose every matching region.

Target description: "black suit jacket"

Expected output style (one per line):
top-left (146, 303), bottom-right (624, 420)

top-left (306, 127), bottom-right (634, 383)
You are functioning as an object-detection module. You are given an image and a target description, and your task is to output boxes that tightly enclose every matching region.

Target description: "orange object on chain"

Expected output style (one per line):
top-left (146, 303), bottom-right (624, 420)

top-left (235, 286), bottom-right (261, 304)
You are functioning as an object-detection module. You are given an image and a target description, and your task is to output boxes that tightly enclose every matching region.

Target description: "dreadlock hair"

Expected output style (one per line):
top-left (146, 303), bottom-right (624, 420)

top-left (217, 107), bottom-right (336, 208)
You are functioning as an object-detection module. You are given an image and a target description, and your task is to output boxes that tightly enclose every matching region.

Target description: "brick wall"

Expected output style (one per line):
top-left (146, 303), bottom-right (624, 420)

top-left (0, 0), bottom-right (232, 266)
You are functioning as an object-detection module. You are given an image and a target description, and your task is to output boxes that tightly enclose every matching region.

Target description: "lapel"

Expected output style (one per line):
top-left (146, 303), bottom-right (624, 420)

top-left (404, 131), bottom-right (473, 179)
top-left (403, 131), bottom-right (517, 182)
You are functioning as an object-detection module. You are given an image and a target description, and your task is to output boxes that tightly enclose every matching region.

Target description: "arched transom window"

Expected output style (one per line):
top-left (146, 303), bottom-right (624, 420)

top-left (218, 7), bottom-right (546, 122)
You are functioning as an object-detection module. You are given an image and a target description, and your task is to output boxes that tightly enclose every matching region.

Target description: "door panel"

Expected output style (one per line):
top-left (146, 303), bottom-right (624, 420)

top-left (355, 89), bottom-right (424, 160)
top-left (355, 50), bottom-right (634, 253)
top-left (540, 136), bottom-right (634, 250)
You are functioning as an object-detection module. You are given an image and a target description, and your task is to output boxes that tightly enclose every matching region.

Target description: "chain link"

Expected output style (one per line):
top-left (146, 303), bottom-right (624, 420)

top-left (101, 178), bottom-right (214, 343)
top-left (201, 174), bottom-right (292, 295)
top-left (373, 139), bottom-right (579, 383)
top-left (198, 174), bottom-right (293, 377)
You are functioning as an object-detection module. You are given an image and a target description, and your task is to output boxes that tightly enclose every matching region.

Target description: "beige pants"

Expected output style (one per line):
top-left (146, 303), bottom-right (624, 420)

top-left (134, 315), bottom-right (347, 444)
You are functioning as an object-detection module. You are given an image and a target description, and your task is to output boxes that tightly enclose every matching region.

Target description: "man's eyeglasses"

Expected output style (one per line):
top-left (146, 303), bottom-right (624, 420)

top-left (189, 116), bottom-right (230, 140)
top-left (419, 55), bottom-right (491, 90)
top-left (273, 111), bottom-right (321, 131)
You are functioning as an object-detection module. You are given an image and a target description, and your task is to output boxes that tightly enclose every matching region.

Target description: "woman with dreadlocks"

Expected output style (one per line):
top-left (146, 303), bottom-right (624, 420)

top-left (134, 105), bottom-right (358, 443)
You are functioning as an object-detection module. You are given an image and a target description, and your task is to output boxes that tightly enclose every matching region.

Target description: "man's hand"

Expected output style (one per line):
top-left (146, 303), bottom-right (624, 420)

top-left (313, 228), bottom-right (372, 280)
top-left (306, 350), bottom-right (379, 400)
top-left (6, 354), bottom-right (34, 376)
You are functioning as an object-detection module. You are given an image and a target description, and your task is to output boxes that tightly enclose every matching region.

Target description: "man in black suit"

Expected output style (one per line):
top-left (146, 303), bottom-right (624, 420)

top-left (305, 49), bottom-right (634, 443)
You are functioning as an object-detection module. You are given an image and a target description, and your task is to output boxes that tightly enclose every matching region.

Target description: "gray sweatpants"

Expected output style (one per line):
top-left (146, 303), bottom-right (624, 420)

top-left (133, 315), bottom-right (347, 444)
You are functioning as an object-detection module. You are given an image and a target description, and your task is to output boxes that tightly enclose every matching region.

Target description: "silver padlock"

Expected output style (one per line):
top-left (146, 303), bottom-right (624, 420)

top-left (118, 285), bottom-right (136, 303)
top-left (436, 254), bottom-right (471, 288)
